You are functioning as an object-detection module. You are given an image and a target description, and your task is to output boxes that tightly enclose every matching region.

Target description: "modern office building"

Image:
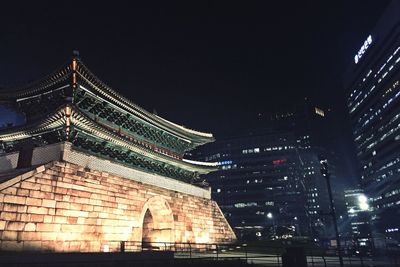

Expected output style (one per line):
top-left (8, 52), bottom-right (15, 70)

top-left (345, 0), bottom-right (400, 240)
top-left (193, 127), bottom-right (333, 241)
top-left (344, 189), bottom-right (372, 248)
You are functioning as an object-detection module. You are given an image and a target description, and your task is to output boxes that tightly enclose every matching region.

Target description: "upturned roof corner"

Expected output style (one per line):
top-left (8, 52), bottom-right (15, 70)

top-left (0, 55), bottom-right (217, 185)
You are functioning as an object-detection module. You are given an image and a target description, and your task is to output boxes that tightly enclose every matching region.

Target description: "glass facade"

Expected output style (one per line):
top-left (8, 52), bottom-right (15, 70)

top-left (193, 129), bottom-right (331, 241)
top-left (345, 0), bottom-right (400, 240)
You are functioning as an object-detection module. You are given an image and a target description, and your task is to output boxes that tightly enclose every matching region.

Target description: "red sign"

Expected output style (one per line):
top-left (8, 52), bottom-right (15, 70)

top-left (272, 159), bottom-right (287, 165)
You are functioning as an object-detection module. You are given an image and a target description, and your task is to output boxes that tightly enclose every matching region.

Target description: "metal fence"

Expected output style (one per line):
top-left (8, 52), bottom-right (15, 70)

top-left (119, 241), bottom-right (400, 267)
top-left (0, 241), bottom-right (399, 266)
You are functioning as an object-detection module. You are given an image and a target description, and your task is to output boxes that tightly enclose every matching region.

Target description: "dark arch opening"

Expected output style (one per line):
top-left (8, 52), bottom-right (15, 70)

top-left (139, 197), bottom-right (175, 250)
top-left (142, 209), bottom-right (154, 246)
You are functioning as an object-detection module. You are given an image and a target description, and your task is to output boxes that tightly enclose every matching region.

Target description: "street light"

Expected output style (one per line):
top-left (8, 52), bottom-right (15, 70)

top-left (266, 212), bottom-right (275, 239)
top-left (319, 157), bottom-right (344, 267)
top-left (358, 194), bottom-right (369, 211)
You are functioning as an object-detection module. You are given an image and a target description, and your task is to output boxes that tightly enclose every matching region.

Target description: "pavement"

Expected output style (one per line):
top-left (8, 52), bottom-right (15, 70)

top-left (175, 251), bottom-right (399, 267)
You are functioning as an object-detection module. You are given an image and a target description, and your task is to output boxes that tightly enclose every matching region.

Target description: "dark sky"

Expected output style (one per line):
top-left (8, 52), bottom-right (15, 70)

top-left (0, 1), bottom-right (391, 183)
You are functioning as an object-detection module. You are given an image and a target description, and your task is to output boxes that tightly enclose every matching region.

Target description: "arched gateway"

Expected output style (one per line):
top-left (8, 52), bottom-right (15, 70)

top-left (139, 196), bottom-right (175, 246)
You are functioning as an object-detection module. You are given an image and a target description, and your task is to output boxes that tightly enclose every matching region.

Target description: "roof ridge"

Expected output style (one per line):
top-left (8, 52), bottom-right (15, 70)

top-left (0, 60), bottom-right (72, 97)
top-left (76, 60), bottom-right (214, 140)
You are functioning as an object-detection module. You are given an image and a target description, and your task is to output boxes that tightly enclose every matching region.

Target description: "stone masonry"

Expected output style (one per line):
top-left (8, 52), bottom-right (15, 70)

top-left (0, 161), bottom-right (236, 252)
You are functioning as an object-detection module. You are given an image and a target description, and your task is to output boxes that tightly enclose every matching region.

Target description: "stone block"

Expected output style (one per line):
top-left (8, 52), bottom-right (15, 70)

top-left (40, 184), bottom-right (53, 192)
top-left (36, 223), bottom-right (61, 232)
top-left (16, 188), bottom-right (30, 197)
top-left (44, 215), bottom-right (53, 223)
top-left (30, 214), bottom-right (44, 222)
top-left (55, 187), bottom-right (68, 194)
top-left (23, 241), bottom-right (42, 251)
top-left (69, 241), bottom-right (82, 251)
top-left (35, 178), bottom-right (52, 186)
top-left (81, 204), bottom-right (94, 212)
top-left (24, 222), bottom-right (36, 231)
top-left (61, 224), bottom-right (85, 233)
top-left (2, 231), bottom-right (18, 240)
top-left (42, 199), bottom-right (56, 208)
top-left (2, 241), bottom-right (23, 251)
top-left (83, 218), bottom-right (98, 225)
top-left (70, 203), bottom-right (83, 210)
top-left (3, 203), bottom-right (18, 212)
top-left (71, 189), bottom-right (91, 198)
top-left (41, 241), bottom-right (55, 251)
top-left (2, 187), bottom-right (17, 195)
top-left (68, 217), bottom-right (78, 224)
top-left (4, 195), bottom-right (26, 205)
top-left (48, 208), bottom-right (56, 215)
top-left (41, 232), bottom-right (57, 241)
top-left (0, 212), bottom-right (17, 221)
top-left (61, 210), bottom-right (88, 218)
top-left (0, 220), bottom-right (6, 230)
top-left (26, 197), bottom-right (42, 206)
top-left (27, 206), bottom-right (48, 215)
top-left (55, 202), bottom-right (70, 209)
top-left (21, 181), bottom-right (41, 191)
top-left (17, 206), bottom-right (27, 213)
top-left (71, 196), bottom-right (90, 204)
top-left (88, 211), bottom-right (99, 218)
top-left (21, 231), bottom-right (41, 240)
top-left (53, 216), bottom-right (68, 224)
top-left (36, 165), bottom-right (46, 173)
top-left (54, 194), bottom-right (64, 201)
top-left (6, 221), bottom-right (25, 231)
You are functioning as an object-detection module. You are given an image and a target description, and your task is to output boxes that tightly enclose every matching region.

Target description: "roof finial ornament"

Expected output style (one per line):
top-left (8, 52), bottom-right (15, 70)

top-left (71, 50), bottom-right (79, 90)
top-left (72, 50), bottom-right (80, 58)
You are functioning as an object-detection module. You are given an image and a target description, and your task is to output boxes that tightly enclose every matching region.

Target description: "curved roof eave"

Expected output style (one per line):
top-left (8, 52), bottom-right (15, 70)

top-left (76, 60), bottom-right (215, 144)
top-left (71, 107), bottom-right (216, 174)
top-left (0, 106), bottom-right (216, 175)
top-left (0, 57), bottom-right (215, 146)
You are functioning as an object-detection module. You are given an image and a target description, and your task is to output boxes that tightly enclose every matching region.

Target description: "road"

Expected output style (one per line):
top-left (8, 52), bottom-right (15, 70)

top-left (175, 251), bottom-right (399, 266)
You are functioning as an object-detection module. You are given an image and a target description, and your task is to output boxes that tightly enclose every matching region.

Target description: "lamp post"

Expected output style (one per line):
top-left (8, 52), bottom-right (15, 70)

top-left (320, 158), bottom-right (344, 267)
top-left (267, 212), bottom-right (275, 239)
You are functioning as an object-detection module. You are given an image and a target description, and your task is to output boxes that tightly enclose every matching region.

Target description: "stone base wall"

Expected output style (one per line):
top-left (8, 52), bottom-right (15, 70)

top-left (0, 161), bottom-right (236, 252)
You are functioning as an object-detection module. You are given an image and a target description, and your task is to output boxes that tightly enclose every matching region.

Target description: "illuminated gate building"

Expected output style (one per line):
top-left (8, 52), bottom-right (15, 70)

top-left (0, 54), bottom-right (236, 252)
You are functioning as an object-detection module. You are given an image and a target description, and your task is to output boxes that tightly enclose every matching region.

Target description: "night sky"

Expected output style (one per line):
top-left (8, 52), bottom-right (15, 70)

top-left (0, 1), bottom-right (391, 185)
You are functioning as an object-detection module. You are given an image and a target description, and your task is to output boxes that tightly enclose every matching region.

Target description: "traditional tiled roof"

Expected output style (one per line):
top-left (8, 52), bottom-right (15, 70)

top-left (0, 56), bottom-right (214, 146)
top-left (0, 54), bottom-right (217, 184)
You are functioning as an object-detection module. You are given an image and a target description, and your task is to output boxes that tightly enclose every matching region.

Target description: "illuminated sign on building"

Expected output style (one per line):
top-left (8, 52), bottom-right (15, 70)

top-left (217, 160), bottom-right (233, 166)
top-left (354, 35), bottom-right (373, 64)
top-left (272, 159), bottom-right (286, 165)
top-left (314, 107), bottom-right (325, 117)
